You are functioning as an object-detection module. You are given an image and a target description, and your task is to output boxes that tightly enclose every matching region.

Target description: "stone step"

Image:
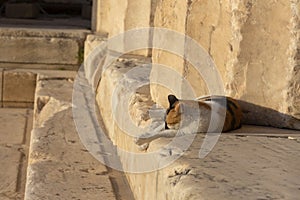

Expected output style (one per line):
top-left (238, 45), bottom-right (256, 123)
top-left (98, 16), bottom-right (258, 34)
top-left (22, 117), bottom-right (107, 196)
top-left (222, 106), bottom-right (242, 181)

top-left (0, 108), bottom-right (33, 200)
top-left (94, 55), bottom-right (300, 200)
top-left (0, 69), bottom-right (134, 199)
top-left (0, 27), bottom-right (91, 70)
top-left (23, 69), bottom-right (134, 200)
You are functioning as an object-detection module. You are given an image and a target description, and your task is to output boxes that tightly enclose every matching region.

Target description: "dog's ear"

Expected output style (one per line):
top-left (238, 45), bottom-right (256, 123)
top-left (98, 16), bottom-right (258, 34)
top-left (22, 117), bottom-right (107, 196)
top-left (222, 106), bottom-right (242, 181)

top-left (168, 94), bottom-right (178, 107)
top-left (174, 102), bottom-right (181, 113)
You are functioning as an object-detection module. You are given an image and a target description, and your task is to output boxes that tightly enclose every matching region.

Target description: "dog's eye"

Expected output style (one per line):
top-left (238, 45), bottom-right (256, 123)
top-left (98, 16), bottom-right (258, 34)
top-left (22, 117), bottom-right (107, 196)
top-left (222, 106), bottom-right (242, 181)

top-left (165, 122), bottom-right (169, 129)
top-left (166, 108), bottom-right (171, 114)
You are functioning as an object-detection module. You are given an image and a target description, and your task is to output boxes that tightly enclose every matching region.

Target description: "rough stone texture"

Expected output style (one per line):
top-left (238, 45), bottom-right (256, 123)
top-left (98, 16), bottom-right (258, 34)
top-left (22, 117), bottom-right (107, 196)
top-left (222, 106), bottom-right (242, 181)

top-left (0, 108), bottom-right (33, 200)
top-left (0, 27), bottom-right (89, 39)
top-left (125, 0), bottom-right (152, 31)
top-left (107, 0), bottom-right (128, 38)
top-left (185, 0), bottom-right (232, 97)
top-left (95, 58), bottom-right (300, 200)
top-left (96, 56), bottom-right (152, 147)
top-left (0, 27), bottom-right (89, 70)
top-left (124, 0), bottom-right (152, 56)
top-left (90, 0), bottom-right (300, 123)
top-left (229, 1), bottom-right (293, 113)
top-left (3, 71), bottom-right (36, 107)
top-left (84, 34), bottom-right (106, 61)
top-left (0, 109), bottom-right (27, 144)
top-left (1, 69), bottom-right (78, 108)
top-left (25, 71), bottom-right (133, 200)
top-left (2, 102), bottom-right (34, 109)
top-left (0, 146), bottom-right (22, 199)
top-left (91, 0), bottom-right (152, 56)
top-left (0, 37), bottom-right (80, 65)
top-left (151, 0), bottom-right (188, 108)
top-left (146, 0), bottom-right (300, 127)
top-left (288, 1), bottom-right (300, 120)
top-left (139, 127), bottom-right (300, 200)
top-left (0, 68), bottom-right (2, 107)
top-left (0, 63), bottom-right (79, 71)
top-left (92, 0), bottom-right (110, 33)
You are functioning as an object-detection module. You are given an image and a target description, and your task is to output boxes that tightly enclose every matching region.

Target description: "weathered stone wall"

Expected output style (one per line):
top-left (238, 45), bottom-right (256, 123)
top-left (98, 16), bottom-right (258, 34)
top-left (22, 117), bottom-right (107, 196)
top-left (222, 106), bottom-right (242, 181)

top-left (91, 0), bottom-right (299, 120)
top-left (150, 0), bottom-right (300, 121)
top-left (230, 1), bottom-right (293, 113)
top-left (92, 0), bottom-right (153, 56)
top-left (94, 56), bottom-right (300, 200)
top-left (0, 28), bottom-right (89, 70)
top-left (90, 1), bottom-right (300, 199)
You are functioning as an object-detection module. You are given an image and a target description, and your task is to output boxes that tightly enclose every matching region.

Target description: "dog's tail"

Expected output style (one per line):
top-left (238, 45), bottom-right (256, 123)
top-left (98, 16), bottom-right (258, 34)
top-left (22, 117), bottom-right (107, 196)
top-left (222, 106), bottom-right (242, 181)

top-left (237, 100), bottom-right (300, 131)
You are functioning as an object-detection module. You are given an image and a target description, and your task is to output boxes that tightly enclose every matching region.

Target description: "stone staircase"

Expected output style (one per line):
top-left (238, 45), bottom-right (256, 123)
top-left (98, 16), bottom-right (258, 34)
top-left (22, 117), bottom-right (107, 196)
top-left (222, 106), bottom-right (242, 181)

top-left (0, 26), bottom-right (300, 200)
top-left (0, 27), bottom-right (134, 200)
top-left (0, 26), bottom-right (89, 71)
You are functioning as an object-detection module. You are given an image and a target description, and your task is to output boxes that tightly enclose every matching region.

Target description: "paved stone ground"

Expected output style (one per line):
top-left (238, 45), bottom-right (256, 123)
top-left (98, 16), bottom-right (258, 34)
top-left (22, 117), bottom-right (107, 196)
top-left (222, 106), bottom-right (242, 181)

top-left (142, 126), bottom-right (300, 200)
top-left (0, 108), bottom-right (32, 200)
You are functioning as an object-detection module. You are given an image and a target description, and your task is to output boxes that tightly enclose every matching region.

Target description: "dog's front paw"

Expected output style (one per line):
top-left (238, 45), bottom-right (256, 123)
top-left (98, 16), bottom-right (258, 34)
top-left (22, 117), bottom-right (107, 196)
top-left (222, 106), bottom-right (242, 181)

top-left (134, 136), bottom-right (150, 146)
top-left (134, 136), bottom-right (150, 151)
top-left (134, 132), bottom-right (154, 146)
top-left (137, 143), bottom-right (149, 151)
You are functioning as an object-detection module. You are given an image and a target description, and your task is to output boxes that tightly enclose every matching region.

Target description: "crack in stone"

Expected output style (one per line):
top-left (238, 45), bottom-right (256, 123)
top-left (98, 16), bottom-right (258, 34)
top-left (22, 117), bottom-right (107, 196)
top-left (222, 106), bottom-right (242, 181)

top-left (36, 96), bottom-right (50, 114)
top-left (38, 77), bottom-right (74, 81)
top-left (183, 0), bottom-right (193, 79)
top-left (168, 168), bottom-right (191, 186)
top-left (208, 0), bottom-right (222, 57)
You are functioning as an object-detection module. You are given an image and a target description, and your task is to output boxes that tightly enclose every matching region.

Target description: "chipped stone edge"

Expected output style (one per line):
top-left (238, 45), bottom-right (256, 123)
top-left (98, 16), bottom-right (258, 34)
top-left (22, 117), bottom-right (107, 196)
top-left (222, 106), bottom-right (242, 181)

top-left (94, 56), bottom-right (204, 200)
top-left (24, 70), bottom-right (74, 200)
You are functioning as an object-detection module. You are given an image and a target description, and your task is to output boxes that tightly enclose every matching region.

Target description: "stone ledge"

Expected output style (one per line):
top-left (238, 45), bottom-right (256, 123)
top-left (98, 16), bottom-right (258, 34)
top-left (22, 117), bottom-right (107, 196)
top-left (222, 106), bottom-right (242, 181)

top-left (0, 108), bottom-right (33, 200)
top-left (0, 37), bottom-right (80, 65)
top-left (95, 56), bottom-right (300, 200)
top-left (0, 27), bottom-right (90, 39)
top-left (0, 69), bottom-right (78, 108)
top-left (0, 146), bottom-right (22, 199)
top-left (0, 27), bottom-right (89, 67)
top-left (0, 108), bottom-right (27, 144)
top-left (2, 71), bottom-right (36, 107)
top-left (24, 70), bottom-right (134, 200)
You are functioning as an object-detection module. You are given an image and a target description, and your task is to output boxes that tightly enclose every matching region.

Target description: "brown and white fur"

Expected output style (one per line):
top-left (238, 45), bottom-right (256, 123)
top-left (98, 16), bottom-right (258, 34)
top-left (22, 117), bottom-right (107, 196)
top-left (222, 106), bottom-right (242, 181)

top-left (135, 94), bottom-right (242, 146)
top-left (165, 95), bottom-right (242, 132)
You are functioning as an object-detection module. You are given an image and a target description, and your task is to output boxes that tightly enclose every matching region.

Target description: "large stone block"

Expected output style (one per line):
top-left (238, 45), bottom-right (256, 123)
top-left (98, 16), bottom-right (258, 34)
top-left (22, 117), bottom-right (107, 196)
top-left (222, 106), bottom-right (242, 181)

top-left (229, 1), bottom-right (297, 117)
top-left (184, 0), bottom-right (232, 97)
top-left (92, 0), bottom-right (153, 56)
top-left (107, 0), bottom-right (128, 37)
top-left (25, 74), bottom-right (120, 200)
top-left (96, 56), bottom-right (151, 144)
top-left (0, 108), bottom-right (27, 144)
top-left (151, 0), bottom-right (188, 107)
top-left (0, 37), bottom-right (80, 65)
top-left (124, 0), bottom-right (152, 56)
top-left (147, 0), bottom-right (300, 124)
top-left (3, 71), bottom-right (36, 106)
top-left (125, 0), bottom-right (152, 30)
top-left (92, 0), bottom-right (110, 33)
top-left (0, 146), bottom-right (22, 195)
top-left (84, 34), bottom-right (106, 60)
top-left (288, 1), bottom-right (300, 120)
